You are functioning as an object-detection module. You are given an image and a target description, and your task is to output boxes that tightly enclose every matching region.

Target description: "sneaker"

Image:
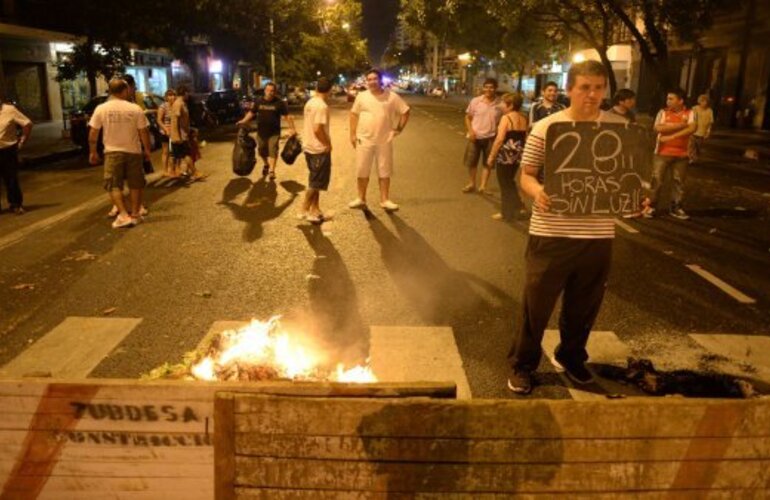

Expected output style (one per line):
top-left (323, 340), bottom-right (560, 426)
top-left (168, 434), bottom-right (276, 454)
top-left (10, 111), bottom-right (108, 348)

top-left (461, 184), bottom-right (476, 193)
top-left (130, 216), bottom-right (142, 225)
top-left (507, 369), bottom-right (533, 395)
top-left (12, 206), bottom-right (25, 215)
top-left (380, 200), bottom-right (399, 212)
top-left (348, 198), bottom-right (367, 209)
top-left (295, 212), bottom-right (308, 221)
top-left (491, 213), bottom-right (504, 220)
top-left (306, 213), bottom-right (324, 224)
top-left (670, 207), bottom-right (690, 220)
top-left (111, 215), bottom-right (134, 229)
top-left (138, 206), bottom-right (149, 217)
top-left (554, 353), bottom-right (595, 385)
top-left (641, 206), bottom-right (655, 219)
top-left (107, 206), bottom-right (119, 218)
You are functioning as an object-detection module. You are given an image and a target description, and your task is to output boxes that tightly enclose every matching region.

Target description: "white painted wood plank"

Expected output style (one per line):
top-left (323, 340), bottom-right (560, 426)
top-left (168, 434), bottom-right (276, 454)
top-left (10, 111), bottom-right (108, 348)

top-left (370, 326), bottom-right (471, 399)
top-left (543, 330), bottom-right (631, 401)
top-left (0, 317), bottom-right (142, 379)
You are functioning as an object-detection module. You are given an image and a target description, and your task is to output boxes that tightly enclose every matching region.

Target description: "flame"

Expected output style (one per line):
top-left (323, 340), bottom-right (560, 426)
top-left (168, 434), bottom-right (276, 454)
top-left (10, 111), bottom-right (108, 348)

top-left (189, 316), bottom-right (376, 383)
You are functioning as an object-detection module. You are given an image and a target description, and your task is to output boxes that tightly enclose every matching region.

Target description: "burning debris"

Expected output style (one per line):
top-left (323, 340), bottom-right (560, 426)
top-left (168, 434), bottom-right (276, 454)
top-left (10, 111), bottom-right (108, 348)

top-left (145, 316), bottom-right (376, 383)
top-left (596, 357), bottom-right (761, 399)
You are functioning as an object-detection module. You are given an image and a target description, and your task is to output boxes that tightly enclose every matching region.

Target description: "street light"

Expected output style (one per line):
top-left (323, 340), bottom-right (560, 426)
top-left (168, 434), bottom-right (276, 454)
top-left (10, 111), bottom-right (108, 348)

top-left (342, 21), bottom-right (350, 31)
top-left (572, 53), bottom-right (586, 64)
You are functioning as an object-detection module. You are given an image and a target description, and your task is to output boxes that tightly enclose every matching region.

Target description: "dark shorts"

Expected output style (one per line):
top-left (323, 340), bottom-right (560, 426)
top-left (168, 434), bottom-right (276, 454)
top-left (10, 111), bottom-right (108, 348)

top-left (257, 134), bottom-right (280, 159)
top-left (464, 137), bottom-right (494, 169)
top-left (171, 140), bottom-right (191, 160)
top-left (305, 152), bottom-right (331, 191)
top-left (103, 152), bottom-right (145, 191)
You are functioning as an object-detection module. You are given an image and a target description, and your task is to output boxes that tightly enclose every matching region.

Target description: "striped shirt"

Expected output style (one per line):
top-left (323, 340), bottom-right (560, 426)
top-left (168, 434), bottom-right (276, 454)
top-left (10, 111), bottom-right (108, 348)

top-left (523, 110), bottom-right (626, 239)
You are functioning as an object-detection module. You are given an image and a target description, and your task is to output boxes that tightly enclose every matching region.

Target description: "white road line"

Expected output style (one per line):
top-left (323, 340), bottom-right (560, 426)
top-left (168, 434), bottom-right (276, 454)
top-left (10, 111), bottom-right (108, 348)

top-left (0, 173), bottom-right (163, 252)
top-left (0, 317), bottom-right (142, 378)
top-left (689, 334), bottom-right (770, 371)
top-left (370, 326), bottom-right (472, 399)
top-left (614, 218), bottom-right (639, 234)
top-left (685, 264), bottom-right (756, 304)
top-left (542, 330), bottom-right (632, 400)
top-left (0, 195), bottom-right (106, 252)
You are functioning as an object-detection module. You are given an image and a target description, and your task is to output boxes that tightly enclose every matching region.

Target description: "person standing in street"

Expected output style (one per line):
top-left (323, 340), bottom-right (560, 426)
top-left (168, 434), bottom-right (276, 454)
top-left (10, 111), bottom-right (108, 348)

top-left (89, 78), bottom-right (153, 229)
top-left (486, 92), bottom-right (527, 221)
top-left (348, 68), bottom-right (410, 212)
top-left (689, 94), bottom-right (714, 164)
top-left (528, 81), bottom-right (565, 126)
top-left (463, 78), bottom-right (502, 194)
top-left (237, 82), bottom-right (296, 181)
top-left (157, 89), bottom-right (175, 176)
top-left (0, 98), bottom-right (32, 215)
top-left (643, 89), bottom-right (696, 220)
top-left (301, 77), bottom-right (332, 224)
top-left (608, 88), bottom-right (637, 123)
top-left (506, 60), bottom-right (628, 395)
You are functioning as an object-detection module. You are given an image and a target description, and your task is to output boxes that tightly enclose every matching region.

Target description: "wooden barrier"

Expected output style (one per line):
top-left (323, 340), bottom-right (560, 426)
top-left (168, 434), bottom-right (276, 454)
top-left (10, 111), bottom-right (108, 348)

top-left (0, 379), bottom-right (455, 499)
top-left (215, 394), bottom-right (770, 498)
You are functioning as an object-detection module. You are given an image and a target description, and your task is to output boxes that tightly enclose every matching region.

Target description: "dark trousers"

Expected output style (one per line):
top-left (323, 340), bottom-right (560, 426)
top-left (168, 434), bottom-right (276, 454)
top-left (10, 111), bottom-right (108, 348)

top-left (508, 236), bottom-right (613, 372)
top-left (496, 161), bottom-right (523, 220)
top-left (0, 145), bottom-right (22, 209)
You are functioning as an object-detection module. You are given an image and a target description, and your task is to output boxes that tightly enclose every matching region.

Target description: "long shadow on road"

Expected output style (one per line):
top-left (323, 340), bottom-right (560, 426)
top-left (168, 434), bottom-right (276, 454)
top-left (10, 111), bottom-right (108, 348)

top-left (219, 178), bottom-right (302, 242)
top-left (293, 224), bottom-right (368, 365)
top-left (367, 212), bottom-right (517, 397)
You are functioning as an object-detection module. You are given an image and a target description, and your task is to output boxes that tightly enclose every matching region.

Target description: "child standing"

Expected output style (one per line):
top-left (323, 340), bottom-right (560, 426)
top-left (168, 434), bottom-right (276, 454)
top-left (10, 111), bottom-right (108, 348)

top-left (689, 94), bottom-right (714, 164)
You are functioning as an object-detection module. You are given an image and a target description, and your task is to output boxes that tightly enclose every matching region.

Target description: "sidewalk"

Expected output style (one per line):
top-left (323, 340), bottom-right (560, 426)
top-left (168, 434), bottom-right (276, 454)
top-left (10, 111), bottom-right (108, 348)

top-left (19, 120), bottom-right (81, 167)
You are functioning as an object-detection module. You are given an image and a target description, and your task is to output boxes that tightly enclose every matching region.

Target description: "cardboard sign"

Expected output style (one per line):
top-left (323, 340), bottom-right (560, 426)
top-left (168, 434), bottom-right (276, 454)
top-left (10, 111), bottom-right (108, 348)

top-left (544, 122), bottom-right (651, 216)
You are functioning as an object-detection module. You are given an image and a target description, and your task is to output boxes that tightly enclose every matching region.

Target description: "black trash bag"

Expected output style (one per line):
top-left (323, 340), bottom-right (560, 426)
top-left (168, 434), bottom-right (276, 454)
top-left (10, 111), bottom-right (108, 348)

top-left (280, 134), bottom-right (302, 165)
top-left (232, 128), bottom-right (256, 176)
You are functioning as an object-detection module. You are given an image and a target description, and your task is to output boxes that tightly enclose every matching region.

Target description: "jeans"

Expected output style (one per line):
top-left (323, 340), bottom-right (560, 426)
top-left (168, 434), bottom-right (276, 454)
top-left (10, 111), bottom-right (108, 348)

top-left (0, 145), bottom-right (22, 209)
top-left (649, 154), bottom-right (688, 209)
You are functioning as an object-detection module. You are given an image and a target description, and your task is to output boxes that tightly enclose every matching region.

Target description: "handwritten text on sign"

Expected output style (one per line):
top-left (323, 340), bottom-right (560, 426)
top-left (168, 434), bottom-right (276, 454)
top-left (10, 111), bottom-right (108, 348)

top-left (544, 122), bottom-right (651, 215)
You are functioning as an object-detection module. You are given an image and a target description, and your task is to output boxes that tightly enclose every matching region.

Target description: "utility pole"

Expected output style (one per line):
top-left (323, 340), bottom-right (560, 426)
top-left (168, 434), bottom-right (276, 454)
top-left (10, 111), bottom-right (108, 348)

top-left (270, 17), bottom-right (276, 83)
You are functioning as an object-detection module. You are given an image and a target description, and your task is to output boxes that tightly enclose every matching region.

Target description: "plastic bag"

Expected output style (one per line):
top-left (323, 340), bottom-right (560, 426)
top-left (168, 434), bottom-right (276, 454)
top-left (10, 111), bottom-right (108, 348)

top-left (280, 134), bottom-right (302, 165)
top-left (232, 128), bottom-right (256, 176)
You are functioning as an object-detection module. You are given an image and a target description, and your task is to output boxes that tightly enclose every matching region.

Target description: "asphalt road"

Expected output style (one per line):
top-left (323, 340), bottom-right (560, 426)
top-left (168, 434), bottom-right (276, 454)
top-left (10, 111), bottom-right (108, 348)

top-left (1, 94), bottom-right (769, 399)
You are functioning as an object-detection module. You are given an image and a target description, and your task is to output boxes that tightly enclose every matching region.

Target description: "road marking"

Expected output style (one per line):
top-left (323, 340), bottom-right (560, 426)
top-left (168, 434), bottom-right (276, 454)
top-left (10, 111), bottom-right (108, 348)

top-left (614, 218), bottom-right (639, 234)
top-left (0, 173), bottom-right (162, 252)
top-left (542, 330), bottom-right (632, 400)
top-left (685, 264), bottom-right (756, 304)
top-left (0, 317), bottom-right (142, 378)
top-left (689, 334), bottom-right (770, 371)
top-left (370, 326), bottom-right (472, 399)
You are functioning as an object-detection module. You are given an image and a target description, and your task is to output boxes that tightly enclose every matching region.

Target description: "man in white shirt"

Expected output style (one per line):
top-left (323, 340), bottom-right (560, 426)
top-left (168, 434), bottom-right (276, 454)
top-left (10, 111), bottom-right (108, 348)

top-left (463, 78), bottom-right (502, 193)
top-left (348, 69), bottom-right (410, 212)
top-left (89, 78), bottom-right (153, 229)
top-left (301, 77), bottom-right (332, 224)
top-left (0, 100), bottom-right (32, 214)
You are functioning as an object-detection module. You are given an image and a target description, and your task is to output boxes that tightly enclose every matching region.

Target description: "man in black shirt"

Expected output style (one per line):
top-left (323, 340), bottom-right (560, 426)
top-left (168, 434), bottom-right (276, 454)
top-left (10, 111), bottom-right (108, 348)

top-left (237, 82), bottom-right (297, 180)
top-left (528, 81), bottom-right (565, 126)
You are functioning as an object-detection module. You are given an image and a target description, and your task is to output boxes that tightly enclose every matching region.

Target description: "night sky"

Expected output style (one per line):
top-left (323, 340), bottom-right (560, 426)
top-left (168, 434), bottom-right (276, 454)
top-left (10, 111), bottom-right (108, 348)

top-left (361, 0), bottom-right (399, 65)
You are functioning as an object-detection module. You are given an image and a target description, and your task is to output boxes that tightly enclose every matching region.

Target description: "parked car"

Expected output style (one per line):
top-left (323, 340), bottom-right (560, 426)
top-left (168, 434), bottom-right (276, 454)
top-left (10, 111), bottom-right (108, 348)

top-left (346, 84), bottom-right (366, 102)
top-left (285, 86), bottom-right (309, 106)
top-left (205, 90), bottom-right (244, 124)
top-left (69, 93), bottom-right (165, 153)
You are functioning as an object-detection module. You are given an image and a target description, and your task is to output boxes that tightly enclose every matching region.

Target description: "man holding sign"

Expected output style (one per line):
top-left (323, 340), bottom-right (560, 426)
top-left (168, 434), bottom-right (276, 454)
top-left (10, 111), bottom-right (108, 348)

top-left (506, 60), bottom-right (627, 395)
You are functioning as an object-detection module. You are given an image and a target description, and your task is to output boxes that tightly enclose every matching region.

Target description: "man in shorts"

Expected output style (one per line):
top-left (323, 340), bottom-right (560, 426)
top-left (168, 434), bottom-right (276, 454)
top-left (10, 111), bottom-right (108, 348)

top-left (89, 78), bottom-right (152, 229)
top-left (463, 77), bottom-right (502, 193)
top-left (169, 85), bottom-right (191, 178)
top-left (348, 68), bottom-right (410, 212)
top-left (301, 78), bottom-right (332, 224)
top-left (237, 82), bottom-right (296, 180)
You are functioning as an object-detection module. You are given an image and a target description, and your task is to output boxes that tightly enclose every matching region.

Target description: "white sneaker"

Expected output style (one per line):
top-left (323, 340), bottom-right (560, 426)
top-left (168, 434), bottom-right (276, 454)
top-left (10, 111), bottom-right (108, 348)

top-left (111, 215), bottom-right (134, 229)
top-left (348, 198), bottom-right (367, 209)
top-left (295, 212), bottom-right (308, 221)
top-left (380, 200), bottom-right (399, 211)
top-left (138, 206), bottom-right (149, 217)
top-left (107, 206), bottom-right (119, 218)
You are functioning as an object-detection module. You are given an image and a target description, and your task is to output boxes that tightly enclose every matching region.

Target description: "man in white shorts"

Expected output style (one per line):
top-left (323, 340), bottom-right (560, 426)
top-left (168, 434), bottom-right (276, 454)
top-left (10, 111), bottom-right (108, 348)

top-left (348, 68), bottom-right (410, 212)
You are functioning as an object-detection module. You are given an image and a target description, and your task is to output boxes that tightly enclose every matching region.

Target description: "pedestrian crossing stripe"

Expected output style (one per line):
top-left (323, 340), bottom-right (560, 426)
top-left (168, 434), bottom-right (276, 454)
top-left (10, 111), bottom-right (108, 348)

top-left (0, 317), bottom-right (142, 379)
top-left (2, 318), bottom-right (768, 401)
